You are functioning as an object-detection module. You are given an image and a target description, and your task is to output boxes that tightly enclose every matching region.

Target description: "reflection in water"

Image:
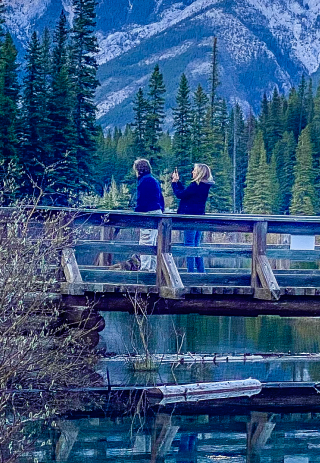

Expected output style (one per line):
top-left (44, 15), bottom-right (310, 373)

top-left (18, 410), bottom-right (320, 462)
top-left (99, 313), bottom-right (320, 386)
top-left (101, 313), bottom-right (320, 355)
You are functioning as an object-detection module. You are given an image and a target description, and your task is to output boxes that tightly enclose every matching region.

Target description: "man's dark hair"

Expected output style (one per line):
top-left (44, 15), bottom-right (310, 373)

top-left (133, 159), bottom-right (152, 177)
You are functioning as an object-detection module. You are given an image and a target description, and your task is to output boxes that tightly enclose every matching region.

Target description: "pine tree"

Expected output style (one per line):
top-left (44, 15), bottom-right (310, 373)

top-left (243, 131), bottom-right (272, 214)
top-left (191, 84), bottom-right (209, 163)
top-left (228, 103), bottom-right (247, 212)
top-left (310, 82), bottom-right (320, 211)
top-left (209, 37), bottom-right (220, 127)
top-left (285, 87), bottom-right (300, 140)
top-left (0, 32), bottom-right (20, 202)
top-left (70, 0), bottom-right (99, 200)
top-left (202, 108), bottom-right (232, 212)
top-left (272, 131), bottom-right (296, 213)
top-left (265, 87), bottom-right (284, 161)
top-left (20, 31), bottom-right (46, 194)
top-left (290, 126), bottom-right (316, 215)
top-left (145, 64), bottom-right (166, 170)
top-left (48, 11), bottom-right (77, 205)
top-left (172, 73), bottom-right (192, 181)
top-left (37, 28), bottom-right (52, 159)
top-left (132, 87), bottom-right (148, 158)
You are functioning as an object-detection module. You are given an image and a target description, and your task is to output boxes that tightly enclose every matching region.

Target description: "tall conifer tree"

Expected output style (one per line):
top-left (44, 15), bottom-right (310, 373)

top-left (191, 84), bottom-right (209, 163)
top-left (0, 33), bottom-right (20, 201)
top-left (145, 64), bottom-right (166, 170)
top-left (290, 127), bottom-right (315, 215)
top-left (272, 131), bottom-right (296, 213)
top-left (70, 0), bottom-right (99, 200)
top-left (132, 87), bottom-right (148, 158)
top-left (243, 131), bottom-right (272, 214)
top-left (48, 11), bottom-right (77, 204)
top-left (20, 31), bottom-right (45, 193)
top-left (172, 73), bottom-right (192, 180)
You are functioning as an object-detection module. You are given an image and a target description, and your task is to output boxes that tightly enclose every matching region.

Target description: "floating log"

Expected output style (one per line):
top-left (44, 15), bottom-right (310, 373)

top-left (147, 378), bottom-right (262, 401)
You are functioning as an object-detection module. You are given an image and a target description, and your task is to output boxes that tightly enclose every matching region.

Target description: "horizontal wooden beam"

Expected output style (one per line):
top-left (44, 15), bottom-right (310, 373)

top-left (76, 240), bottom-right (157, 255)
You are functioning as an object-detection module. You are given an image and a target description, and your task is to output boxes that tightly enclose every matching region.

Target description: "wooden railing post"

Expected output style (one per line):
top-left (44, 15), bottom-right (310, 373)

top-left (252, 221), bottom-right (280, 300)
top-left (156, 217), bottom-right (184, 299)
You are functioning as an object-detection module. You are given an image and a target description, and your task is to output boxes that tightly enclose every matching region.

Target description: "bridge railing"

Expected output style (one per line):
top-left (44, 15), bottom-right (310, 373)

top-left (73, 209), bottom-right (320, 300)
top-left (2, 206), bottom-right (320, 301)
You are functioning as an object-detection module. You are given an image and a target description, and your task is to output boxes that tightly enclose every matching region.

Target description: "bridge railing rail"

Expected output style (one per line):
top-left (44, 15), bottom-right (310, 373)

top-left (2, 207), bottom-right (320, 300)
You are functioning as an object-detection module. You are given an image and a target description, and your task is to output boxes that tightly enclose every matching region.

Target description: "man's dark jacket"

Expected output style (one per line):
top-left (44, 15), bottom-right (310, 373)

top-left (172, 181), bottom-right (212, 215)
top-left (135, 173), bottom-right (164, 212)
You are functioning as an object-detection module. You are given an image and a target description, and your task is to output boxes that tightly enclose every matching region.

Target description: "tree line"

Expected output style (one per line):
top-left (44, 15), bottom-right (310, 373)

top-left (99, 64), bottom-right (320, 215)
top-left (0, 0), bottom-right (319, 215)
top-left (0, 0), bottom-right (99, 205)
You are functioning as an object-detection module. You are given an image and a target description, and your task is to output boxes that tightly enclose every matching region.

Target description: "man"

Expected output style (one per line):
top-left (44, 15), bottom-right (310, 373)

top-left (133, 159), bottom-right (164, 271)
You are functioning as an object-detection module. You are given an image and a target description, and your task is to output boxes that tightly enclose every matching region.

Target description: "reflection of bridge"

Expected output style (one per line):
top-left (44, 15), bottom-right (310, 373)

top-left (7, 207), bottom-right (320, 315)
top-left (34, 410), bottom-right (320, 462)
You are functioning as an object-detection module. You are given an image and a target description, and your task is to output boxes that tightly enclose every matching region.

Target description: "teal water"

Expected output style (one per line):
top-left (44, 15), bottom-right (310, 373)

top-left (99, 313), bottom-right (320, 386)
top-left (12, 314), bottom-right (320, 462)
top-left (18, 411), bottom-right (320, 462)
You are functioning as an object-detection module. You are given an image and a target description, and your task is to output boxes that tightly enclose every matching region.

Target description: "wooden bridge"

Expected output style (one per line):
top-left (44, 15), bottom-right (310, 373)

top-left (59, 209), bottom-right (320, 316)
top-left (5, 207), bottom-right (320, 316)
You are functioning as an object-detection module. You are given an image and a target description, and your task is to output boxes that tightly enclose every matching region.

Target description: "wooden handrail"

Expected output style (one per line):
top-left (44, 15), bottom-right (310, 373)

top-left (2, 206), bottom-right (320, 301)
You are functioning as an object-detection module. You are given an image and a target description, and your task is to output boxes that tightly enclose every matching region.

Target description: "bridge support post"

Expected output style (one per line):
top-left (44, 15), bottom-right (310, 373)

top-left (252, 221), bottom-right (280, 301)
top-left (156, 218), bottom-right (184, 299)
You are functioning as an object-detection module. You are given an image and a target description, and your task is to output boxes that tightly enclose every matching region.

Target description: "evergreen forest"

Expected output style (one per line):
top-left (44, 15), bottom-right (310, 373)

top-left (0, 0), bottom-right (319, 215)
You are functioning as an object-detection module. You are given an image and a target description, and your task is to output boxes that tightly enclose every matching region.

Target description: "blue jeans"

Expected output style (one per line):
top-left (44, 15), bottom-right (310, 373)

top-left (184, 230), bottom-right (205, 273)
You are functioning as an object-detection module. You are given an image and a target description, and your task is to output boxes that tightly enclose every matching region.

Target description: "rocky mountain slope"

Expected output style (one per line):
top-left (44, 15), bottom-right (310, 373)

top-left (4, 0), bottom-right (320, 129)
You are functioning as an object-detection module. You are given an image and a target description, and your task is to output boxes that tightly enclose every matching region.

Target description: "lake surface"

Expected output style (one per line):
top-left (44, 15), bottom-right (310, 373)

top-left (99, 313), bottom-right (320, 386)
top-left (19, 411), bottom-right (320, 462)
top-left (14, 314), bottom-right (320, 462)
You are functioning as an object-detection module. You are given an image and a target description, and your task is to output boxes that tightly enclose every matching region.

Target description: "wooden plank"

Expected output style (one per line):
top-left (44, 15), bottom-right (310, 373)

top-left (180, 272), bottom-right (251, 286)
top-left (159, 253), bottom-right (184, 299)
top-left (251, 222), bottom-right (280, 300)
top-left (256, 255), bottom-right (280, 300)
top-left (61, 248), bottom-right (83, 283)
top-left (156, 217), bottom-right (172, 290)
top-left (76, 240), bottom-right (157, 255)
top-left (171, 245), bottom-right (252, 258)
top-left (79, 268), bottom-right (156, 285)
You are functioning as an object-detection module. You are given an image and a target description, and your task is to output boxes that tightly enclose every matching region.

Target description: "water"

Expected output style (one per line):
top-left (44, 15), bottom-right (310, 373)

top-left (18, 411), bottom-right (320, 462)
top-left (11, 314), bottom-right (320, 461)
top-left (99, 313), bottom-right (320, 386)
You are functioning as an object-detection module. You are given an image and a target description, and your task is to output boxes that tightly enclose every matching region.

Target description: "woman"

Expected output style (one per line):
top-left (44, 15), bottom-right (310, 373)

top-left (172, 163), bottom-right (214, 273)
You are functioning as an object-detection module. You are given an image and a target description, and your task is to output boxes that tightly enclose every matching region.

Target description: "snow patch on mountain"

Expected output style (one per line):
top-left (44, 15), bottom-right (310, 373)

top-left (245, 0), bottom-right (320, 73)
top-left (62, 0), bottom-right (74, 25)
top-left (96, 75), bottom-right (149, 119)
top-left (96, 0), bottom-right (219, 65)
top-left (4, 0), bottom-right (51, 42)
top-left (142, 41), bottom-right (194, 65)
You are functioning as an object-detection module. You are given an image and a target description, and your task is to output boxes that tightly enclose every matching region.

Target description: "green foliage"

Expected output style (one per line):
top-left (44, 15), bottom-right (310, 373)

top-left (243, 131), bottom-right (272, 214)
top-left (290, 126), bottom-right (316, 215)
top-left (81, 176), bottom-right (130, 209)
top-left (70, 0), bottom-right (99, 199)
top-left (191, 84), bottom-right (209, 164)
top-left (0, 33), bottom-right (20, 202)
top-left (272, 131), bottom-right (296, 213)
top-left (172, 73), bottom-right (192, 181)
top-left (132, 87), bottom-right (149, 158)
top-left (145, 64), bottom-right (166, 171)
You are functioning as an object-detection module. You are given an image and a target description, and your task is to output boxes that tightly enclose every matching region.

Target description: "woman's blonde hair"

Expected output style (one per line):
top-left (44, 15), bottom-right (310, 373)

top-left (192, 163), bottom-right (213, 185)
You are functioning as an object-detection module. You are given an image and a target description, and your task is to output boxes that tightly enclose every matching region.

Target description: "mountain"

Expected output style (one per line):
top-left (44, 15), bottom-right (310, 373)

top-left (4, 0), bottom-right (320, 130)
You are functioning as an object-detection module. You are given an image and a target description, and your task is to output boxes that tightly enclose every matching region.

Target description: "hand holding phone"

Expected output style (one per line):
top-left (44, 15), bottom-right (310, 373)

top-left (172, 167), bottom-right (179, 183)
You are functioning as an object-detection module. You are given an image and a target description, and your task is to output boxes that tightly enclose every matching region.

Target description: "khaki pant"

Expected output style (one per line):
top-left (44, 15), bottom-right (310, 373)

top-left (139, 209), bottom-right (162, 271)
